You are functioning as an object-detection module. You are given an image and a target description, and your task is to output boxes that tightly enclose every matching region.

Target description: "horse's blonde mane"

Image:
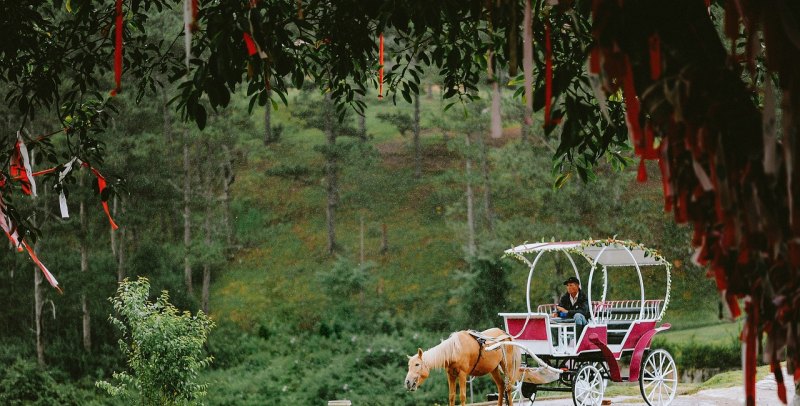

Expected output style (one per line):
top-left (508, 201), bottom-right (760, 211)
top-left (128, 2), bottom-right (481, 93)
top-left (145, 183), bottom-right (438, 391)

top-left (421, 332), bottom-right (462, 369)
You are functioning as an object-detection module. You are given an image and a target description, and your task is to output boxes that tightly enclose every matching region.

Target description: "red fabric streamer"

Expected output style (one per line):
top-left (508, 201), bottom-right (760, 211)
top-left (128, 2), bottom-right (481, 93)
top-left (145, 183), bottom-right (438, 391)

top-left (378, 33), bottom-right (384, 99)
top-left (85, 165), bottom-right (119, 230)
top-left (622, 57), bottom-right (644, 152)
top-left (243, 33), bottom-right (258, 56)
top-left (590, 47), bottom-right (601, 74)
top-left (112, 0), bottom-right (123, 96)
top-left (649, 34), bottom-right (661, 80)
top-left (10, 141), bottom-right (32, 195)
top-left (31, 167), bottom-right (57, 177)
top-left (544, 22), bottom-right (553, 127)
top-left (190, 0), bottom-right (199, 32)
top-left (772, 355), bottom-right (787, 403)
top-left (743, 299), bottom-right (758, 406)
top-left (21, 240), bottom-right (61, 293)
top-left (637, 158), bottom-right (648, 182)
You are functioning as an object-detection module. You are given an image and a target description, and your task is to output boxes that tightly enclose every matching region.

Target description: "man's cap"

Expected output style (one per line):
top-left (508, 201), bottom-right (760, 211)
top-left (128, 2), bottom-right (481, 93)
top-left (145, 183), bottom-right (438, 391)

top-left (563, 276), bottom-right (580, 285)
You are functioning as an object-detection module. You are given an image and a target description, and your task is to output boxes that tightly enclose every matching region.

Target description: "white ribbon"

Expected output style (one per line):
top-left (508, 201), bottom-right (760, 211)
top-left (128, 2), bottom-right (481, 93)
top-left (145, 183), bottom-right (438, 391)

top-left (57, 157), bottom-right (80, 218)
top-left (16, 132), bottom-right (36, 197)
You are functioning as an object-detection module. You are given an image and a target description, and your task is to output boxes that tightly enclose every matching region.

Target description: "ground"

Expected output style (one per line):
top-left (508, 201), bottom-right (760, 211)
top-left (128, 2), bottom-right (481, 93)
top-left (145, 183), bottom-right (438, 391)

top-left (519, 368), bottom-right (794, 405)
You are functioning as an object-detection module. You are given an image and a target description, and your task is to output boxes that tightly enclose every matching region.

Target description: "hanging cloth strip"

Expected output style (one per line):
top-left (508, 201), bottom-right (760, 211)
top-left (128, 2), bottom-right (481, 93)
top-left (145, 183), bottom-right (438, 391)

top-left (84, 163), bottom-right (120, 230)
top-left (378, 33), bottom-right (384, 99)
top-left (11, 132), bottom-right (36, 196)
top-left (544, 21), bottom-right (553, 127)
top-left (111, 0), bottom-right (123, 95)
top-left (0, 195), bottom-right (60, 292)
top-left (21, 158), bottom-right (119, 231)
top-left (522, 0), bottom-right (534, 125)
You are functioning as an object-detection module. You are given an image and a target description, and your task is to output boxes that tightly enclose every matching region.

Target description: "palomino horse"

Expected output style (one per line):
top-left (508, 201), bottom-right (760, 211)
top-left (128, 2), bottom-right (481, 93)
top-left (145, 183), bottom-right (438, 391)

top-left (404, 327), bottom-right (521, 406)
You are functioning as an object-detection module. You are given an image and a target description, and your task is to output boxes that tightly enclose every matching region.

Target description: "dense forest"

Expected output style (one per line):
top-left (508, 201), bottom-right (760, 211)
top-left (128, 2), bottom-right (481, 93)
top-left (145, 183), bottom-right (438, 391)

top-left (0, 76), bottom-right (722, 405)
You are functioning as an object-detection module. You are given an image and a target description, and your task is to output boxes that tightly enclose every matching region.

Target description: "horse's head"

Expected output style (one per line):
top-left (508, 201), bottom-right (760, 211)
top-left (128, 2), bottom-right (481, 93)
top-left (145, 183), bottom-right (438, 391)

top-left (404, 348), bottom-right (429, 391)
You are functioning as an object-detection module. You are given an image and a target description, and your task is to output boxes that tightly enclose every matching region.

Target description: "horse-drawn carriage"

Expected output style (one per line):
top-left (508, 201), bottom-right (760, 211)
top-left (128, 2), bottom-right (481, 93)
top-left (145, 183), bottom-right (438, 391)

top-left (490, 239), bottom-right (677, 406)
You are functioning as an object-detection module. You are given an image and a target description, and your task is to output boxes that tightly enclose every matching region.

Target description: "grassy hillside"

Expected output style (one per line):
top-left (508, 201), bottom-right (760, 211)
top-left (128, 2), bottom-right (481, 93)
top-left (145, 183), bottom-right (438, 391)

top-left (211, 90), bottom-right (718, 332)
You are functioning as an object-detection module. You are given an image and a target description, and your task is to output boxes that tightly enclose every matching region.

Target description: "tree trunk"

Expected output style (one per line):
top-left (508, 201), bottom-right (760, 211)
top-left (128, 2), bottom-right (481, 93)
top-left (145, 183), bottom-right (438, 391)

top-left (117, 228), bottom-right (126, 283)
top-left (478, 132), bottom-right (495, 234)
top-left (324, 94), bottom-right (338, 255)
top-left (110, 196), bottom-right (117, 257)
top-left (201, 167), bottom-right (212, 314)
top-left (183, 129), bottom-right (193, 294)
top-left (79, 174), bottom-right (91, 352)
top-left (359, 215), bottom-right (365, 264)
top-left (30, 150), bottom-right (46, 366)
top-left (263, 89), bottom-right (272, 144)
top-left (465, 133), bottom-right (476, 256)
top-left (221, 145), bottom-right (235, 250)
top-left (162, 85), bottom-right (171, 142)
top-left (488, 49), bottom-right (503, 139)
top-left (34, 245), bottom-right (45, 366)
top-left (413, 91), bottom-right (422, 179)
top-left (427, 83), bottom-right (433, 100)
top-left (358, 95), bottom-right (367, 140)
top-left (380, 223), bottom-right (388, 255)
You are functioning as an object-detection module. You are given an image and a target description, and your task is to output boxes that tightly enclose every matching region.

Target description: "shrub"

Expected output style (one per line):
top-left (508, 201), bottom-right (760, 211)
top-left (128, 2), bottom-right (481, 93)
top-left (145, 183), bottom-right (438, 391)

top-left (651, 337), bottom-right (741, 371)
top-left (97, 277), bottom-right (215, 405)
top-left (0, 359), bottom-right (80, 405)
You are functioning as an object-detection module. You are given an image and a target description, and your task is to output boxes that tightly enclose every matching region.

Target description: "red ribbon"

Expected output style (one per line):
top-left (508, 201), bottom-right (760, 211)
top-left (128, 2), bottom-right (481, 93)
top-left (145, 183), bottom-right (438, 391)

top-left (743, 299), bottom-right (758, 406)
top-left (243, 33), bottom-right (258, 56)
top-left (637, 159), bottom-right (647, 182)
top-left (378, 33), bottom-right (384, 99)
top-left (772, 352), bottom-right (787, 403)
top-left (622, 57), bottom-right (644, 153)
top-left (22, 240), bottom-right (62, 293)
top-left (590, 47), bottom-right (601, 74)
top-left (10, 141), bottom-right (32, 195)
top-left (83, 164), bottom-right (119, 230)
top-left (112, 0), bottom-right (123, 96)
top-left (544, 22), bottom-right (553, 127)
top-left (649, 34), bottom-right (661, 80)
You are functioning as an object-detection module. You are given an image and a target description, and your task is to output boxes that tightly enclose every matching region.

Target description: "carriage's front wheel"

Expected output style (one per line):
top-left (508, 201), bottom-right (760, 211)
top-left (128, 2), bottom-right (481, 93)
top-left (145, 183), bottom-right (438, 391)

top-left (639, 349), bottom-right (678, 406)
top-left (572, 364), bottom-right (604, 406)
top-left (512, 381), bottom-right (536, 405)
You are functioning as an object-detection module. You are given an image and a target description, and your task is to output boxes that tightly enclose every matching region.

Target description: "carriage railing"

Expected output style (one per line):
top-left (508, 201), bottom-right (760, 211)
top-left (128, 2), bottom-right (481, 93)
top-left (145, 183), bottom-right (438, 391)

top-left (536, 300), bottom-right (663, 324)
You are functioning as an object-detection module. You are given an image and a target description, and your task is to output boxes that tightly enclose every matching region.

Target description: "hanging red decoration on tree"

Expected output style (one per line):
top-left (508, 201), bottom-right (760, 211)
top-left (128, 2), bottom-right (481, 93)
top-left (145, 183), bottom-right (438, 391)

top-left (111, 0), bottom-right (123, 96)
top-left (378, 33), bottom-right (384, 99)
top-left (544, 21), bottom-right (554, 128)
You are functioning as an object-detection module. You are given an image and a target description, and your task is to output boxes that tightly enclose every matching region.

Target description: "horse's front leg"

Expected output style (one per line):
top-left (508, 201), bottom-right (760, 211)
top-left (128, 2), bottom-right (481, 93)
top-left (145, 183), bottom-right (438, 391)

top-left (447, 370), bottom-right (457, 406)
top-left (458, 372), bottom-right (468, 406)
top-left (489, 368), bottom-right (506, 406)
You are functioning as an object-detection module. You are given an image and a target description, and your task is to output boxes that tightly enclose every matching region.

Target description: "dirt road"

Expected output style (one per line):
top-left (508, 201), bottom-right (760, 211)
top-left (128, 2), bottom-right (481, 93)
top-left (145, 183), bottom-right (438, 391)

top-left (527, 369), bottom-right (795, 406)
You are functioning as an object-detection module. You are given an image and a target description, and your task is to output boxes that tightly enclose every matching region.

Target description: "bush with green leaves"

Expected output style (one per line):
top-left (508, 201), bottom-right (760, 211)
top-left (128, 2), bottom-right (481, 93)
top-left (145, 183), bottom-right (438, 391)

top-left (652, 337), bottom-right (742, 371)
top-left (96, 277), bottom-right (215, 405)
top-left (0, 359), bottom-right (81, 406)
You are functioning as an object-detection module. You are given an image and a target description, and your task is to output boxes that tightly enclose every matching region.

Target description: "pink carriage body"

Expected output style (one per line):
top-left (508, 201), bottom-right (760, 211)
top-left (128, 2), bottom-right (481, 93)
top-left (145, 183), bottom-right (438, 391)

top-left (497, 240), bottom-right (677, 405)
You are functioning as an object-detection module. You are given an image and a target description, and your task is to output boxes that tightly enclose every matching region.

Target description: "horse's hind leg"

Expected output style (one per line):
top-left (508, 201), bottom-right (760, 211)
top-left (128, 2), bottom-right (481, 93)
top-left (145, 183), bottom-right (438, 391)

top-left (447, 371), bottom-right (457, 406)
top-left (489, 367), bottom-right (508, 406)
top-left (457, 372), bottom-right (468, 406)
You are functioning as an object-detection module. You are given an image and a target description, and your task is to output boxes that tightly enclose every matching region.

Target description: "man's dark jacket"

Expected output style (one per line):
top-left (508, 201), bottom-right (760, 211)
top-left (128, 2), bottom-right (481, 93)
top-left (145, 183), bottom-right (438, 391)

top-left (558, 289), bottom-right (590, 319)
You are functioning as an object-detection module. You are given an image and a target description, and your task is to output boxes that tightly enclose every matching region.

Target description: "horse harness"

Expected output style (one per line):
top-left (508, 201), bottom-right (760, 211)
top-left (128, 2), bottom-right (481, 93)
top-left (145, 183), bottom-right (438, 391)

top-left (466, 330), bottom-right (509, 376)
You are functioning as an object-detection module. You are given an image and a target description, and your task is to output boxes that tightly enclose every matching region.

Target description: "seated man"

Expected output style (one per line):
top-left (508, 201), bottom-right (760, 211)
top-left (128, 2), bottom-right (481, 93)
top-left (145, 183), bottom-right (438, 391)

top-left (552, 276), bottom-right (590, 340)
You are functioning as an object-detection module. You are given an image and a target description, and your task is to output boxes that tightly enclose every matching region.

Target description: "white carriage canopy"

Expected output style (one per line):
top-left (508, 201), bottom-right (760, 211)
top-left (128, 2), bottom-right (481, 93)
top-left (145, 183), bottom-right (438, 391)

top-left (504, 239), bottom-right (671, 322)
top-left (504, 241), bottom-right (666, 267)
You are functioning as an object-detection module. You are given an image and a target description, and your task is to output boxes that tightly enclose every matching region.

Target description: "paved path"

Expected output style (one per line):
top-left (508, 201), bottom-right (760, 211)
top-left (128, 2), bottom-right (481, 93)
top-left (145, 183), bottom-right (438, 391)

top-left (524, 369), bottom-right (795, 406)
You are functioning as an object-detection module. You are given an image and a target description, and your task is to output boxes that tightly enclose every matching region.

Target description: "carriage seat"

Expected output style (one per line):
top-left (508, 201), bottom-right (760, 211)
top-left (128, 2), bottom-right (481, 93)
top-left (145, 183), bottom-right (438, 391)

top-left (593, 300), bottom-right (664, 345)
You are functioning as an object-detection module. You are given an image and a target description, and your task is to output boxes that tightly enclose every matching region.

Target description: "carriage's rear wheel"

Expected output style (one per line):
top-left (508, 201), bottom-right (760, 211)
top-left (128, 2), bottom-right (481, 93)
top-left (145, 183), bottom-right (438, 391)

top-left (572, 364), bottom-right (604, 406)
top-left (639, 349), bottom-right (678, 406)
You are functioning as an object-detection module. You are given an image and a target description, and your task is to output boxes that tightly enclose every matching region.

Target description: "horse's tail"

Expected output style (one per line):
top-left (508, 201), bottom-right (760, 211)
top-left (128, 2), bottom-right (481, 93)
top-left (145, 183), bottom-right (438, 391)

top-left (505, 338), bottom-right (523, 384)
